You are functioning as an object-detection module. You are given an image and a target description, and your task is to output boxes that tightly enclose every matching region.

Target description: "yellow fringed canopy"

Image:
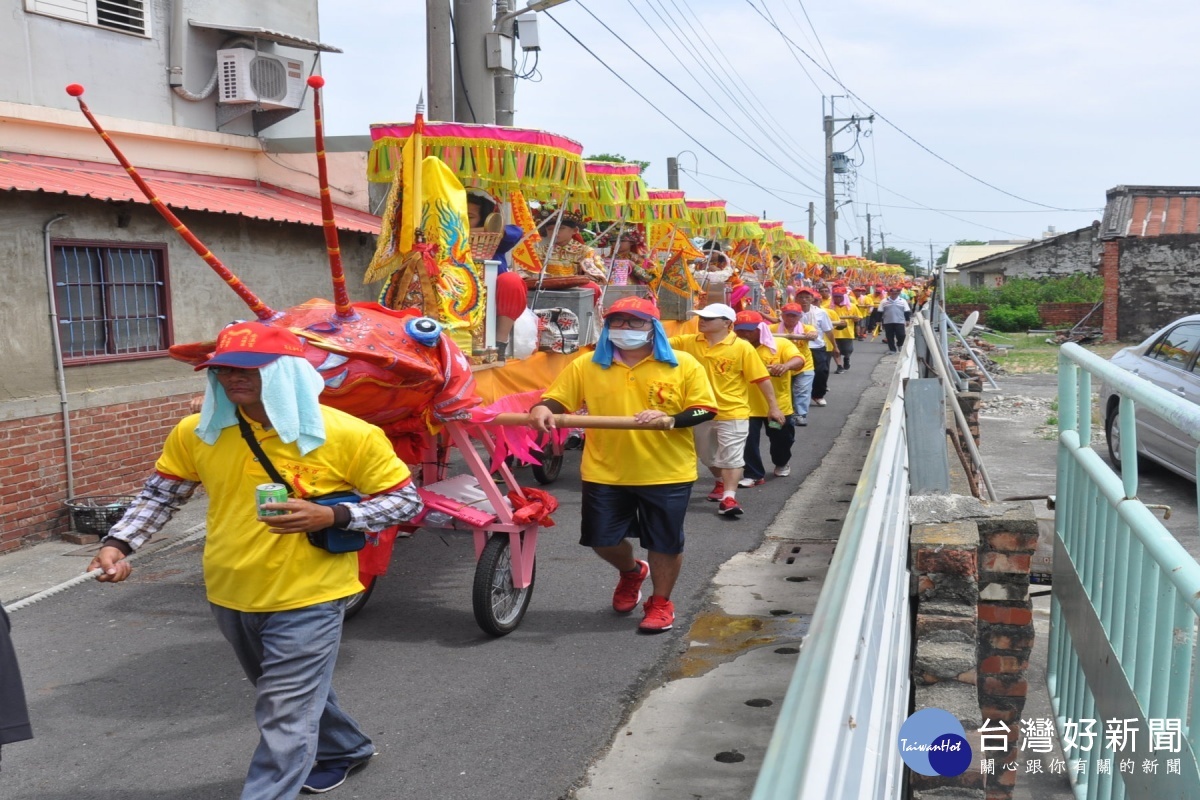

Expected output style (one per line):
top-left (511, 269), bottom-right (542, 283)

top-left (568, 160), bottom-right (647, 221)
top-left (367, 121), bottom-right (591, 200)
top-left (723, 214), bottom-right (765, 241)
top-left (685, 198), bottom-right (727, 234)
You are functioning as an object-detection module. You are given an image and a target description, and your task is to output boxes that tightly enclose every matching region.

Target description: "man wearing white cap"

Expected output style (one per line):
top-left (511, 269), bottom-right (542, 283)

top-left (669, 304), bottom-right (785, 517)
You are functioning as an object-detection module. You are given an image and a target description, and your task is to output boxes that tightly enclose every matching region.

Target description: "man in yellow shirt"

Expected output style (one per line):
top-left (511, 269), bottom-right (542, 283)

top-left (669, 303), bottom-right (786, 518)
top-left (89, 322), bottom-right (423, 798)
top-left (532, 297), bottom-right (716, 633)
top-left (734, 311), bottom-right (807, 485)
top-left (822, 283), bottom-right (859, 373)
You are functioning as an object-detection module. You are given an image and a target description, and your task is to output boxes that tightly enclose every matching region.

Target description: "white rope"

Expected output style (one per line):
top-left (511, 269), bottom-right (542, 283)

top-left (3, 523), bottom-right (208, 614)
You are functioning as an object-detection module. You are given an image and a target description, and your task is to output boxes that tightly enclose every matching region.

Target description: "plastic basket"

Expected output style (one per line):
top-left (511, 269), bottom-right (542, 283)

top-left (64, 495), bottom-right (135, 537)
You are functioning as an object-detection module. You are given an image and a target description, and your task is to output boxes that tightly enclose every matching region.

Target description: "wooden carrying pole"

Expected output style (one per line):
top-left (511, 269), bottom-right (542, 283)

top-left (486, 413), bottom-right (675, 430)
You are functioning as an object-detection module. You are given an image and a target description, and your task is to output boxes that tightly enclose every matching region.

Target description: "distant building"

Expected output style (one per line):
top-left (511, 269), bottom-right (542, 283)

top-left (1099, 185), bottom-right (1200, 341)
top-left (943, 241), bottom-right (1032, 286)
top-left (0, 1), bottom-right (380, 549)
top-left (953, 225), bottom-right (1100, 288)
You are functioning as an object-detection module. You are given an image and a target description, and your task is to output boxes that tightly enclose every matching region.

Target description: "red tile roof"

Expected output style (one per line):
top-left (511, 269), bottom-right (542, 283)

top-left (1101, 185), bottom-right (1200, 239)
top-left (0, 151), bottom-right (381, 234)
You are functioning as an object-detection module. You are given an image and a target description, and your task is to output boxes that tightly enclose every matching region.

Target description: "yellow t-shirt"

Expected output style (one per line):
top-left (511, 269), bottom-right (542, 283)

top-left (156, 407), bottom-right (411, 613)
top-left (543, 352), bottom-right (716, 485)
top-left (776, 322), bottom-right (816, 373)
top-left (668, 332), bottom-right (770, 421)
top-left (749, 339), bottom-right (801, 417)
top-left (822, 300), bottom-right (857, 340)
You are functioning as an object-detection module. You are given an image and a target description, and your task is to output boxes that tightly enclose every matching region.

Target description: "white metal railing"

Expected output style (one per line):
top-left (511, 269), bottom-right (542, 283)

top-left (752, 330), bottom-right (918, 799)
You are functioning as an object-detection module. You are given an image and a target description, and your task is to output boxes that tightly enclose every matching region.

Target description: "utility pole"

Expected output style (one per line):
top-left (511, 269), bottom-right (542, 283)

top-left (807, 202), bottom-right (815, 243)
top-left (859, 236), bottom-right (865, 257)
top-left (666, 157), bottom-right (679, 190)
top-left (493, 0), bottom-right (515, 125)
top-left (865, 211), bottom-right (872, 259)
top-left (880, 228), bottom-right (887, 260)
top-left (452, 0), bottom-right (494, 123)
top-left (823, 100), bottom-right (835, 253)
top-left (427, 0), bottom-right (453, 120)
top-left (823, 97), bottom-right (874, 254)
top-left (929, 241), bottom-right (936, 277)
top-left (843, 239), bottom-right (850, 255)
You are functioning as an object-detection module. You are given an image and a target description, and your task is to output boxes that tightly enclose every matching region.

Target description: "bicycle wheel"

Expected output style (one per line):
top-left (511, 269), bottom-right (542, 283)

top-left (530, 451), bottom-right (563, 484)
top-left (472, 534), bottom-right (535, 636)
top-left (344, 574), bottom-right (378, 621)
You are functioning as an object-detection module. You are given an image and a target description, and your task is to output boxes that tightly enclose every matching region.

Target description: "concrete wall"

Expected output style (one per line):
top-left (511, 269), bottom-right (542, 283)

top-left (1, 0), bottom-right (321, 137)
top-left (0, 191), bottom-right (380, 420)
top-left (1114, 235), bottom-right (1200, 341)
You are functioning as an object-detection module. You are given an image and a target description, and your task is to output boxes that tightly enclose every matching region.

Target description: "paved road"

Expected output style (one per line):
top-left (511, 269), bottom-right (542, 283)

top-left (3, 343), bottom-right (891, 800)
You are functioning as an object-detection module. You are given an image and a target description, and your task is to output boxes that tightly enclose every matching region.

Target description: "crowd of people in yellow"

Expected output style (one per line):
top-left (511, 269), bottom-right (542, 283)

top-left (532, 277), bottom-right (924, 635)
top-left (87, 281), bottom-right (924, 798)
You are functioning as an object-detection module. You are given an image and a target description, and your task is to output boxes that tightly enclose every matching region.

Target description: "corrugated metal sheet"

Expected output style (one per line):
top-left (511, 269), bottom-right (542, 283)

top-left (1101, 185), bottom-right (1200, 239)
top-left (0, 151), bottom-right (380, 234)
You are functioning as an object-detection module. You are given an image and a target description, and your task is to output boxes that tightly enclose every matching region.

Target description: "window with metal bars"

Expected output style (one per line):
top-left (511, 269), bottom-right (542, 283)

top-left (24, 0), bottom-right (149, 37)
top-left (51, 241), bottom-right (172, 363)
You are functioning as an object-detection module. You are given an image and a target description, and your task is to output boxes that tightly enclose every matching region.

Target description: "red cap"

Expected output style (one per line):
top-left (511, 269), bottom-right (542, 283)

top-left (604, 295), bottom-right (660, 320)
top-left (734, 310), bottom-right (764, 330)
top-left (832, 284), bottom-right (847, 295)
top-left (195, 322), bottom-right (306, 371)
top-left (781, 302), bottom-right (805, 313)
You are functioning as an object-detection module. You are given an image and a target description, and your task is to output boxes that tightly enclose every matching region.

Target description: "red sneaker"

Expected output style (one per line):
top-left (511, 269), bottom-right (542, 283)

top-left (638, 596), bottom-right (675, 633)
top-left (706, 481), bottom-right (725, 502)
top-left (717, 497), bottom-right (744, 518)
top-left (612, 560), bottom-right (649, 613)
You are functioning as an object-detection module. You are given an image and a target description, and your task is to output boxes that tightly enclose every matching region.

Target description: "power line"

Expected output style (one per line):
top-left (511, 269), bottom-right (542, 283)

top-left (741, 0), bottom-right (1091, 212)
top-left (614, 0), bottom-right (826, 189)
top-left (758, 0), bottom-right (823, 93)
top-left (658, 0), bottom-right (827, 175)
top-left (543, 11), bottom-right (812, 212)
top-left (790, 0), bottom-right (839, 81)
top-left (574, 1), bottom-right (824, 196)
top-left (630, 0), bottom-right (826, 183)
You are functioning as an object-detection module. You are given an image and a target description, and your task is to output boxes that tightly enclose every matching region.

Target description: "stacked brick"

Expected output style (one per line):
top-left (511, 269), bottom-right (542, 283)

top-left (908, 502), bottom-right (1039, 800)
top-left (910, 520), bottom-right (985, 798)
top-left (1100, 240), bottom-right (1120, 341)
top-left (975, 508), bottom-right (1039, 800)
top-left (0, 393), bottom-right (193, 550)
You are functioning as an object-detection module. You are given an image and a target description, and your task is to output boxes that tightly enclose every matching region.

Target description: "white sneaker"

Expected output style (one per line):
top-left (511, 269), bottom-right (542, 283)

top-left (737, 477), bottom-right (758, 488)
top-left (813, 398), bottom-right (828, 407)
top-left (773, 465), bottom-right (791, 477)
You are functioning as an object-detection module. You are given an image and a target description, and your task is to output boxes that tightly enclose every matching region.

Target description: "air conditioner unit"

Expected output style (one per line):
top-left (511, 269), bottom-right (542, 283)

top-left (217, 48), bottom-right (306, 110)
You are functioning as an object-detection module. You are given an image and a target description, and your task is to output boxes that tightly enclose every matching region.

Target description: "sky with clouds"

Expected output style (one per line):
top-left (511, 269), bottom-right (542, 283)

top-left (318, 0), bottom-right (1200, 264)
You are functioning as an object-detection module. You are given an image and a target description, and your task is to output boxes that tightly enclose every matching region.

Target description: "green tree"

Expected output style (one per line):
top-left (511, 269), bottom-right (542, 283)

top-left (936, 239), bottom-right (987, 266)
top-left (868, 247), bottom-right (922, 276)
top-left (585, 153), bottom-right (651, 175)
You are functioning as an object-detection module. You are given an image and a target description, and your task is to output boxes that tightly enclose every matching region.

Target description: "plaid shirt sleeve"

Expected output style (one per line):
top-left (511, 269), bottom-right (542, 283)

top-left (344, 482), bottom-right (423, 532)
top-left (105, 472), bottom-right (201, 551)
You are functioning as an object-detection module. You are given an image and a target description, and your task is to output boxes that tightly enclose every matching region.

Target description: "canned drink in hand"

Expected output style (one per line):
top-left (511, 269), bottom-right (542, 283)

top-left (256, 484), bottom-right (289, 516)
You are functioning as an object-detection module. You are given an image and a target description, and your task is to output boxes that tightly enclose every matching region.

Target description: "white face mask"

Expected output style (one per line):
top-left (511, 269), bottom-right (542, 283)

top-left (608, 328), bottom-right (652, 350)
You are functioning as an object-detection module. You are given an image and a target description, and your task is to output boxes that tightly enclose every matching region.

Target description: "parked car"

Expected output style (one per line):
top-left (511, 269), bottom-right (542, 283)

top-left (1101, 314), bottom-right (1200, 482)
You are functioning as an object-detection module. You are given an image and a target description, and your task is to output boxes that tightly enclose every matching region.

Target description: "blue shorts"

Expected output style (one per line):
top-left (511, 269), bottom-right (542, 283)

top-left (579, 481), bottom-right (693, 555)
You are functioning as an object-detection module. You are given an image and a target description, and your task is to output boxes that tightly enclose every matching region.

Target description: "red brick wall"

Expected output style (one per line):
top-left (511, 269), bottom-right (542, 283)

top-left (1101, 240), bottom-right (1120, 341)
top-left (945, 303), bottom-right (990, 322)
top-left (1036, 302), bottom-right (1097, 328)
top-left (0, 393), bottom-right (193, 552)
